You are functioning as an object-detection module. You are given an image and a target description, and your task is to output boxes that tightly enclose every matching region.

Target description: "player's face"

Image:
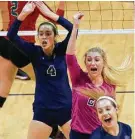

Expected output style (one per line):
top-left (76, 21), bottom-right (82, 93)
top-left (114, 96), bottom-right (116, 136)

top-left (96, 99), bottom-right (118, 129)
top-left (38, 24), bottom-right (55, 51)
top-left (85, 52), bottom-right (104, 79)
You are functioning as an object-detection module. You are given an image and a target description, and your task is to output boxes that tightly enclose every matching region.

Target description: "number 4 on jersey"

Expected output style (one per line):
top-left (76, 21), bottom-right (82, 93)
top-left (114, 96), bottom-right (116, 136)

top-left (47, 65), bottom-right (56, 76)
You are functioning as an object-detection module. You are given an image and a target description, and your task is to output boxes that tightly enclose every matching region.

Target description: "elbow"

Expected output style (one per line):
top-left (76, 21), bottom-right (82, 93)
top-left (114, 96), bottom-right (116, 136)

top-left (7, 30), bottom-right (14, 41)
top-left (69, 25), bottom-right (73, 33)
top-left (66, 54), bottom-right (74, 65)
top-left (7, 33), bottom-right (12, 41)
top-left (7, 31), bottom-right (11, 40)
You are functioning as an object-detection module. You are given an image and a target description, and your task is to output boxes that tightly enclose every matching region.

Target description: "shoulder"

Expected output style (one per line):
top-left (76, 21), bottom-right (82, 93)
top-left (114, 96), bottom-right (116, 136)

top-left (119, 122), bottom-right (132, 135)
top-left (90, 127), bottom-right (102, 139)
top-left (26, 43), bottom-right (39, 53)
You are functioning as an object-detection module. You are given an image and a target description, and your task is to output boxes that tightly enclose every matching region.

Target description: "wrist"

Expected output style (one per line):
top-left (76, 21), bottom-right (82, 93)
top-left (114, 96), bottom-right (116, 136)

top-left (17, 12), bottom-right (29, 21)
top-left (73, 23), bottom-right (79, 29)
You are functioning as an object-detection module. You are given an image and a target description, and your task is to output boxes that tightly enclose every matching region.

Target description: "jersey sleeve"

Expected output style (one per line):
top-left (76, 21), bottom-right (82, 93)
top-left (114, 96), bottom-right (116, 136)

top-left (54, 16), bottom-right (73, 55)
top-left (66, 54), bottom-right (84, 86)
top-left (125, 124), bottom-right (132, 137)
top-left (7, 18), bottom-right (36, 56)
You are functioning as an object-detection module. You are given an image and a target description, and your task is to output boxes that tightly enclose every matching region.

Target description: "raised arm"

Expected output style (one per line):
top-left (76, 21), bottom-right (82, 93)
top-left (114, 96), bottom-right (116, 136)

top-left (34, 1), bottom-right (74, 55)
top-left (7, 2), bottom-right (36, 55)
top-left (66, 12), bottom-right (84, 86)
top-left (34, 1), bottom-right (72, 32)
top-left (66, 12), bottom-right (84, 55)
top-left (34, 1), bottom-right (59, 22)
top-left (39, 1), bottom-right (65, 24)
top-left (8, 1), bottom-right (36, 40)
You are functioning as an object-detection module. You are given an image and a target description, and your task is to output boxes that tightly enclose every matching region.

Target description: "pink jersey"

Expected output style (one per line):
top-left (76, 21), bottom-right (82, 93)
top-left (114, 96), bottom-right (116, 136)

top-left (8, 1), bottom-right (64, 43)
top-left (66, 54), bottom-right (115, 134)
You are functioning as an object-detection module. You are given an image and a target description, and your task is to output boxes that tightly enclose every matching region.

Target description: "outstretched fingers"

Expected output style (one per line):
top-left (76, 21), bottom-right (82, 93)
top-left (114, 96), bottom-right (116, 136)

top-left (22, 1), bottom-right (36, 14)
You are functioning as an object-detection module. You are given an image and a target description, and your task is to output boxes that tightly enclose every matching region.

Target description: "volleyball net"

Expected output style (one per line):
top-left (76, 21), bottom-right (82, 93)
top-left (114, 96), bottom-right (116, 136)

top-left (0, 1), bottom-right (134, 36)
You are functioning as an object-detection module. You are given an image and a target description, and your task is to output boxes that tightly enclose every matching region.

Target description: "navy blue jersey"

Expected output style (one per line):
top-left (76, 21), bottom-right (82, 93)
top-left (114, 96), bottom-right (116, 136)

top-left (8, 16), bottom-right (73, 110)
top-left (90, 122), bottom-right (132, 139)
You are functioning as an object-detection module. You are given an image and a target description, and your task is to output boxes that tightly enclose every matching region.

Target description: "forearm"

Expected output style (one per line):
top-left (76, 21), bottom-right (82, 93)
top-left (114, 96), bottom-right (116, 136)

top-left (57, 16), bottom-right (73, 32)
top-left (66, 23), bottom-right (78, 55)
top-left (45, 11), bottom-right (59, 22)
top-left (39, 2), bottom-right (64, 24)
top-left (17, 12), bottom-right (29, 21)
top-left (66, 12), bottom-right (83, 54)
top-left (35, 2), bottom-right (59, 22)
top-left (7, 18), bottom-right (22, 40)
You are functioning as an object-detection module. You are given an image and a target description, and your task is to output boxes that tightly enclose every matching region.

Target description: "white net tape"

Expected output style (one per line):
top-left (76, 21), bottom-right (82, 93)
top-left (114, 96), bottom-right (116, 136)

top-left (0, 29), bottom-right (134, 36)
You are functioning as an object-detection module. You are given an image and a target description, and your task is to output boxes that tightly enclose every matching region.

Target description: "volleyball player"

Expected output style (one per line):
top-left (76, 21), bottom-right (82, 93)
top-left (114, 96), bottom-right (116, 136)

top-left (8, 2), bottom-right (73, 139)
top-left (0, 1), bottom-right (65, 138)
top-left (90, 96), bottom-right (132, 139)
top-left (0, 1), bottom-right (65, 78)
top-left (66, 11), bottom-right (117, 139)
top-left (0, 0), bottom-right (64, 106)
top-left (66, 8), bottom-right (132, 139)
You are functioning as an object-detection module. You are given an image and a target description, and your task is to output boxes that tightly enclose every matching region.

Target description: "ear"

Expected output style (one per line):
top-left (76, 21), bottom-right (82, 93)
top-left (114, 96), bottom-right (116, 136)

top-left (54, 36), bottom-right (58, 44)
top-left (116, 106), bottom-right (119, 114)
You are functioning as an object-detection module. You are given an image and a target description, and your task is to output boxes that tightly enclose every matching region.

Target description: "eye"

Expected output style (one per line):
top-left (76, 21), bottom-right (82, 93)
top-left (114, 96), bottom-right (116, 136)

top-left (87, 58), bottom-right (92, 62)
top-left (98, 109), bottom-right (103, 114)
top-left (39, 33), bottom-right (43, 36)
top-left (45, 32), bottom-right (52, 36)
top-left (95, 58), bottom-right (100, 62)
top-left (106, 107), bottom-right (111, 111)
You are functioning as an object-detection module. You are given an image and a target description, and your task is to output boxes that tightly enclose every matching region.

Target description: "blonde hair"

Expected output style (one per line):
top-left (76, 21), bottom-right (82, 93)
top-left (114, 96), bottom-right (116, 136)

top-left (84, 47), bottom-right (132, 86)
top-left (75, 87), bottom-right (105, 100)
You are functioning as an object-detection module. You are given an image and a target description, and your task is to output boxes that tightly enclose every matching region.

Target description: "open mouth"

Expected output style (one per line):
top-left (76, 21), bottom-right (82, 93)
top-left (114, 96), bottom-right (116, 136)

top-left (42, 41), bottom-right (48, 47)
top-left (104, 117), bottom-right (112, 123)
top-left (91, 68), bottom-right (97, 71)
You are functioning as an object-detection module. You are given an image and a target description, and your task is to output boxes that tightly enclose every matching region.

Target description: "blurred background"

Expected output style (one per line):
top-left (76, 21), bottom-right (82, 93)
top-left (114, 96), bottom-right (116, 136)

top-left (0, 1), bottom-right (134, 139)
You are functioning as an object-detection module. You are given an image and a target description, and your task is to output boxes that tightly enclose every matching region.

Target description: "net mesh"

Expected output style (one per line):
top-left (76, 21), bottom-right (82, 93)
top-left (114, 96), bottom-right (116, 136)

top-left (0, 1), bottom-right (134, 36)
top-left (38, 1), bottom-right (134, 30)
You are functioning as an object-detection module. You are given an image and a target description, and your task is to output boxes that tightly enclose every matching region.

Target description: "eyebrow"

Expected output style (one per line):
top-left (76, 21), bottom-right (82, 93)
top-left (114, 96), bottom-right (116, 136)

top-left (97, 105), bottom-right (111, 109)
top-left (87, 56), bottom-right (101, 58)
top-left (39, 30), bottom-right (51, 32)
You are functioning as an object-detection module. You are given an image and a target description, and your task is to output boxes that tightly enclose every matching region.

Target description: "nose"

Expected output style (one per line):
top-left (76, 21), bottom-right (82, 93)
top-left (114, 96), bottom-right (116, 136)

top-left (91, 60), bottom-right (96, 65)
top-left (42, 34), bottom-right (47, 39)
top-left (103, 111), bottom-right (109, 117)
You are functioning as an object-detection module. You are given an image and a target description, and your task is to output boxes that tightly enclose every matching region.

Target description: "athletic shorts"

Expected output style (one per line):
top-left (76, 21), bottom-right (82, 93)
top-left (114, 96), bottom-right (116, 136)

top-left (33, 107), bottom-right (71, 128)
top-left (70, 129), bottom-right (91, 139)
top-left (0, 36), bottom-right (30, 68)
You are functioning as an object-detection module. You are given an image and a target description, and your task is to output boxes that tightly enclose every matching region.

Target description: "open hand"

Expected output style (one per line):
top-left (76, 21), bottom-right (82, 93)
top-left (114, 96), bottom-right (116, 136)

top-left (21, 2), bottom-right (36, 16)
top-left (34, 1), bottom-right (47, 15)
